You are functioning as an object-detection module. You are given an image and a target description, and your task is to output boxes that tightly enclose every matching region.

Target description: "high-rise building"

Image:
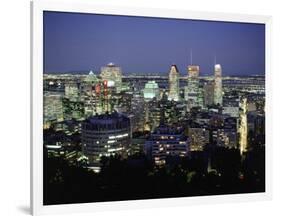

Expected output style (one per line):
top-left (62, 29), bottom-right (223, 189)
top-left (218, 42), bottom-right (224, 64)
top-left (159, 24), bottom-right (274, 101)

top-left (188, 123), bottom-right (209, 151)
top-left (239, 97), bottom-right (248, 155)
top-left (81, 112), bottom-right (131, 171)
top-left (143, 80), bottom-right (160, 101)
top-left (145, 125), bottom-right (190, 166)
top-left (222, 93), bottom-right (240, 118)
top-left (94, 81), bottom-right (112, 115)
top-left (100, 63), bottom-right (122, 93)
top-left (168, 65), bottom-right (180, 101)
top-left (213, 64), bottom-right (223, 105)
top-left (185, 65), bottom-right (201, 110)
top-left (216, 117), bottom-right (238, 149)
top-left (62, 98), bottom-right (84, 121)
top-left (203, 82), bottom-right (214, 106)
top-left (65, 82), bottom-right (79, 101)
top-left (130, 93), bottom-right (145, 132)
top-left (43, 92), bottom-right (64, 129)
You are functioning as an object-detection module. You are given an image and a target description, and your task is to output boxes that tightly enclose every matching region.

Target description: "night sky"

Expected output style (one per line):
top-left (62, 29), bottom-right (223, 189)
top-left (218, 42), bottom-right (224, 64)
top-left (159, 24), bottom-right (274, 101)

top-left (44, 11), bottom-right (265, 76)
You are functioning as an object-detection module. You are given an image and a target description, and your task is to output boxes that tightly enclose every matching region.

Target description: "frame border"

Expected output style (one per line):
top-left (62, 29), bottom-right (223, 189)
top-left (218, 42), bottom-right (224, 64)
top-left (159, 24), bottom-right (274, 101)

top-left (31, 0), bottom-right (272, 215)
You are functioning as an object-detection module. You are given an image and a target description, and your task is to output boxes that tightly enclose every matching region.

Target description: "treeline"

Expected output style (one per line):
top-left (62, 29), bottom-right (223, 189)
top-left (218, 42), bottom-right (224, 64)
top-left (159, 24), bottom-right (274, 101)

top-left (44, 147), bottom-right (265, 205)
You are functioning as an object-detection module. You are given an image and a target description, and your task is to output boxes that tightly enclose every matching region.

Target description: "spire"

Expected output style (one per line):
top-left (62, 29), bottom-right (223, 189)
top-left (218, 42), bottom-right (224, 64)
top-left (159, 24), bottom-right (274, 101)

top-left (190, 49), bottom-right (193, 65)
top-left (214, 53), bottom-right (217, 65)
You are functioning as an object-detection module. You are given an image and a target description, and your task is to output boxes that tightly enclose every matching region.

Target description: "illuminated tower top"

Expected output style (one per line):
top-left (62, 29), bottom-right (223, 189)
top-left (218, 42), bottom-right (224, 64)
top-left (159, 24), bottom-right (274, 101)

top-left (213, 64), bottom-right (223, 105)
top-left (214, 64), bottom-right (222, 77)
top-left (170, 64), bottom-right (179, 75)
top-left (188, 65), bottom-right (199, 78)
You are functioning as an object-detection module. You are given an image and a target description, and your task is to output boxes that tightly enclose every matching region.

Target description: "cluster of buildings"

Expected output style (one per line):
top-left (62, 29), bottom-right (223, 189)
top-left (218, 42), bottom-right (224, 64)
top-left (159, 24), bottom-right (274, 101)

top-left (43, 61), bottom-right (265, 171)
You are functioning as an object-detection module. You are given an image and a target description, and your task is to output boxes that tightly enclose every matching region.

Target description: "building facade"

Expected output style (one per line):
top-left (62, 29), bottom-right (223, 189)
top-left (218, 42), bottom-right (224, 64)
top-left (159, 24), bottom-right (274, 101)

top-left (143, 80), bottom-right (160, 101)
top-left (100, 63), bottom-right (122, 93)
top-left (145, 125), bottom-right (190, 166)
top-left (185, 65), bottom-right (201, 110)
top-left (213, 64), bottom-right (223, 105)
top-left (168, 65), bottom-right (180, 101)
top-left (81, 112), bottom-right (131, 170)
top-left (43, 92), bottom-right (64, 129)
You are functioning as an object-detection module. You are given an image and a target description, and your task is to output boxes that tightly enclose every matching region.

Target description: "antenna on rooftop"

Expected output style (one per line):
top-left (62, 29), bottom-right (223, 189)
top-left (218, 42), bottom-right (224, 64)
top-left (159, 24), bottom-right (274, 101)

top-left (214, 53), bottom-right (217, 65)
top-left (190, 49), bottom-right (193, 65)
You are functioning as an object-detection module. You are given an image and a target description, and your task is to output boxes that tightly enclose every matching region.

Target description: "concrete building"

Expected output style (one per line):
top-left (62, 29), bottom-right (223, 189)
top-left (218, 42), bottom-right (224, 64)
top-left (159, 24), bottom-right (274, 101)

top-left (203, 82), bottom-right (214, 106)
top-left (143, 80), bottom-right (160, 101)
top-left (213, 64), bottom-right (223, 105)
top-left (82, 112), bottom-right (131, 170)
top-left (188, 123), bottom-right (209, 151)
top-left (64, 82), bottom-right (79, 101)
top-left (222, 94), bottom-right (240, 118)
top-left (43, 92), bottom-right (64, 129)
top-left (100, 63), bottom-right (122, 93)
top-left (216, 117), bottom-right (238, 149)
top-left (168, 65), bottom-right (180, 101)
top-left (185, 65), bottom-right (201, 110)
top-left (239, 97), bottom-right (248, 155)
top-left (145, 125), bottom-right (190, 166)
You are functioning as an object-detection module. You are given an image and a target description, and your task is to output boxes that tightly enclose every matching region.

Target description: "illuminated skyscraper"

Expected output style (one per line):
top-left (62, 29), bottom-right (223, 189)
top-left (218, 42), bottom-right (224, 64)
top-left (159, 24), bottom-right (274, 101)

top-left (214, 64), bottom-right (223, 105)
top-left (203, 82), bottom-right (214, 106)
top-left (143, 80), bottom-right (160, 101)
top-left (43, 92), bottom-right (64, 129)
top-left (239, 97), bottom-right (248, 155)
top-left (168, 64), bottom-right (179, 101)
top-left (100, 63), bottom-right (122, 93)
top-left (185, 65), bottom-right (200, 110)
top-left (82, 112), bottom-right (131, 171)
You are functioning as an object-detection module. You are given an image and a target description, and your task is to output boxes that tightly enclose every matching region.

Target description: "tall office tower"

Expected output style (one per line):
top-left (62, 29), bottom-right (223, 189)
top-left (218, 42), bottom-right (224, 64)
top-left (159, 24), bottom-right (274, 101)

top-left (239, 97), bottom-right (248, 155)
top-left (93, 81), bottom-right (112, 115)
top-left (143, 80), bottom-right (160, 101)
top-left (100, 63), bottom-right (122, 93)
top-left (43, 92), bottom-right (64, 129)
top-left (203, 82), bottom-right (214, 106)
top-left (168, 65), bottom-right (180, 101)
top-left (213, 64), bottom-right (223, 105)
top-left (185, 65), bottom-right (200, 110)
top-left (82, 112), bottom-right (131, 172)
top-left (130, 93), bottom-right (145, 132)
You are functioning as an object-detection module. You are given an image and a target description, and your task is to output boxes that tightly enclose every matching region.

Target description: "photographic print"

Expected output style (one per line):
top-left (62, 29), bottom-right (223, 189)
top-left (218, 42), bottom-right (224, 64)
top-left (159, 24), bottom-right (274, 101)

top-left (42, 11), bottom-right (265, 205)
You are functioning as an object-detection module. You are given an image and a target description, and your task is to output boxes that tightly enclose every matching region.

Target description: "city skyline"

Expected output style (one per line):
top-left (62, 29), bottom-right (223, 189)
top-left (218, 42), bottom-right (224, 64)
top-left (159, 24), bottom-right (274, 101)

top-left (44, 12), bottom-right (265, 76)
top-left (43, 11), bottom-right (266, 205)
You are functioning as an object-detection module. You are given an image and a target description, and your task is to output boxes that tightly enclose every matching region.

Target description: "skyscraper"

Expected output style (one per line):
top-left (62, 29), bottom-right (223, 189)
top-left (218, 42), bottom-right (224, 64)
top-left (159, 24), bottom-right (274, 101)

top-left (100, 63), bottom-right (122, 93)
top-left (43, 92), bottom-right (64, 129)
top-left (143, 80), bottom-right (160, 101)
top-left (213, 64), bottom-right (223, 105)
top-left (82, 112), bottom-right (131, 171)
top-left (239, 97), bottom-right (248, 155)
top-left (185, 65), bottom-right (200, 110)
top-left (168, 64), bottom-right (179, 101)
top-left (203, 82), bottom-right (214, 106)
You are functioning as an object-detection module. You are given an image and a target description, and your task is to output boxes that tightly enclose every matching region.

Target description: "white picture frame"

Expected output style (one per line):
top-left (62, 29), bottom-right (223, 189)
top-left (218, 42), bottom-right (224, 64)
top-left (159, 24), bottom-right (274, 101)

top-left (31, 0), bottom-right (272, 215)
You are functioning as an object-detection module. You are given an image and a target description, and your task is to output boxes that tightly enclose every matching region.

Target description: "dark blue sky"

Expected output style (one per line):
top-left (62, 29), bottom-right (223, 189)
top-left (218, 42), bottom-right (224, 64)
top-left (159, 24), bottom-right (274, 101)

top-left (44, 11), bottom-right (265, 76)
